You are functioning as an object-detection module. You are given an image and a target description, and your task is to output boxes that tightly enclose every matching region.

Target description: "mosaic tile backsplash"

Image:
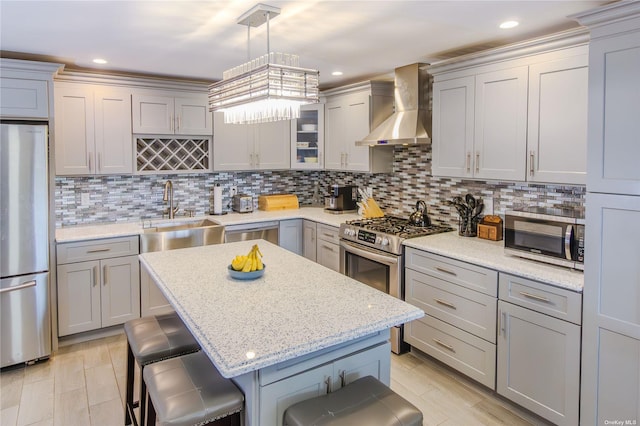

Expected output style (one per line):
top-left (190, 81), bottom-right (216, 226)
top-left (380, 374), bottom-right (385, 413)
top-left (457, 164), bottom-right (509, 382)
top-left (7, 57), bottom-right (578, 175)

top-left (55, 145), bottom-right (585, 229)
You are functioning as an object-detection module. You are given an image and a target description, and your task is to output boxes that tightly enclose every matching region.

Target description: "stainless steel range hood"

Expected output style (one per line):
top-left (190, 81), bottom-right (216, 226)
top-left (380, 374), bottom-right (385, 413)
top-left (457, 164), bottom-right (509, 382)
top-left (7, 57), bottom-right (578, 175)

top-left (357, 63), bottom-right (431, 146)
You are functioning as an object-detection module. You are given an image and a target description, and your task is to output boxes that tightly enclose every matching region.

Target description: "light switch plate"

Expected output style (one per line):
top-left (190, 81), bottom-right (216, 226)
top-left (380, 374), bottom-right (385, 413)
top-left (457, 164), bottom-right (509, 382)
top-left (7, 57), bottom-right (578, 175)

top-left (484, 196), bottom-right (494, 215)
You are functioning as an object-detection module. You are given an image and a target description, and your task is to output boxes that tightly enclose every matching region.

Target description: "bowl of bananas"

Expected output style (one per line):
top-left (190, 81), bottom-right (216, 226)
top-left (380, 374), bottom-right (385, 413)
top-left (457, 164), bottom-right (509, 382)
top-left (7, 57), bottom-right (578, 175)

top-left (229, 244), bottom-right (265, 280)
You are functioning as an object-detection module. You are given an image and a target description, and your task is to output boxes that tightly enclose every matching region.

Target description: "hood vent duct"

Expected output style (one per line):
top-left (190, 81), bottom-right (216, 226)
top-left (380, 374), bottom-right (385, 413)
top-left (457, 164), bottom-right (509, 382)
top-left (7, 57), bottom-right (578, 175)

top-left (357, 63), bottom-right (431, 146)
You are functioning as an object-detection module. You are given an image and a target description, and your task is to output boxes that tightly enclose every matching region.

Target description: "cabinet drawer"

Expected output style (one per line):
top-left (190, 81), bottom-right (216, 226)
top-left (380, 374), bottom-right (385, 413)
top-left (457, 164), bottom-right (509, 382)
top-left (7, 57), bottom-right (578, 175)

top-left (316, 224), bottom-right (339, 244)
top-left (499, 273), bottom-right (582, 325)
top-left (406, 315), bottom-right (496, 389)
top-left (405, 268), bottom-right (497, 343)
top-left (57, 236), bottom-right (139, 264)
top-left (405, 247), bottom-right (498, 296)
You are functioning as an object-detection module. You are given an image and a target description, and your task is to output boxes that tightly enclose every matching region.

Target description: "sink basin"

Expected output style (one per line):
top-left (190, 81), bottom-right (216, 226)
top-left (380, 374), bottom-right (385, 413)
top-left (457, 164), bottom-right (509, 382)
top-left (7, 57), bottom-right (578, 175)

top-left (140, 219), bottom-right (225, 253)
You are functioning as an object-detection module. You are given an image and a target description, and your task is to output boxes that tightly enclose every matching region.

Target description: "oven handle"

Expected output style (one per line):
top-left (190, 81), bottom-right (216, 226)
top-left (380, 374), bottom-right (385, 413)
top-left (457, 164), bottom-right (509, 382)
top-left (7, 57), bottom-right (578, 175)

top-left (339, 240), bottom-right (399, 266)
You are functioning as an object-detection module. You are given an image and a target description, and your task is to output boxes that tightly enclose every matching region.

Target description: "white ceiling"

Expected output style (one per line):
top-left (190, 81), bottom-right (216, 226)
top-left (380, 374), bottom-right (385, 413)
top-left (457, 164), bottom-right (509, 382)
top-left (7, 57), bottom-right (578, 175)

top-left (0, 0), bottom-right (608, 89)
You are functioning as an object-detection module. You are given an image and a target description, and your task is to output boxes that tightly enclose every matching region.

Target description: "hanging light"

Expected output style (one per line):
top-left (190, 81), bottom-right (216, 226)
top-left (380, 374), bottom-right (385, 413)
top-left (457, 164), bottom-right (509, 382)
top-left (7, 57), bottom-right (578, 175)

top-left (209, 3), bottom-right (320, 124)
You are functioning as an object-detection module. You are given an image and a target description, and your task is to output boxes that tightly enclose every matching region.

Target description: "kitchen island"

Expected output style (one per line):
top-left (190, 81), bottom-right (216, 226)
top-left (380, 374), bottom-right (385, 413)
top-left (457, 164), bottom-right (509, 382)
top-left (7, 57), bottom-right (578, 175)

top-left (139, 240), bottom-right (423, 426)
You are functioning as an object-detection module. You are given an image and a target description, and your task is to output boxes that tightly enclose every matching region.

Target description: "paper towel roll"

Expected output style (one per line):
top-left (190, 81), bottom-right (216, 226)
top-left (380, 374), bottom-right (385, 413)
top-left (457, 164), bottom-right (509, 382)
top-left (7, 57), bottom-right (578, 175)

top-left (213, 184), bottom-right (223, 214)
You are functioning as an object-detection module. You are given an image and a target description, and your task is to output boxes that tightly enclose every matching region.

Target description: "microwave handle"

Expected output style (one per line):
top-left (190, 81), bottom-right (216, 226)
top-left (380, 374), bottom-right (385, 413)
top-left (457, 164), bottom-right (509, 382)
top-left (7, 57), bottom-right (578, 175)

top-left (565, 225), bottom-right (574, 261)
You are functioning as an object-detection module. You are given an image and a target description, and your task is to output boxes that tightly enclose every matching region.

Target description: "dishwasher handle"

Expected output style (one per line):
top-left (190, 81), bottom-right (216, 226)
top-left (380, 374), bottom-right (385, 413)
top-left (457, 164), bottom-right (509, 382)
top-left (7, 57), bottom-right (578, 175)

top-left (0, 280), bottom-right (36, 294)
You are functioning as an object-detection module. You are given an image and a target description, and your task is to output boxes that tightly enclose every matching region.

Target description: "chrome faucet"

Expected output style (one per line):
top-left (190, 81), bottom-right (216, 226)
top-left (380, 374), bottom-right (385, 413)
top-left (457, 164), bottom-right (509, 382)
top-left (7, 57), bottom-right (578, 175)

top-left (163, 180), bottom-right (175, 219)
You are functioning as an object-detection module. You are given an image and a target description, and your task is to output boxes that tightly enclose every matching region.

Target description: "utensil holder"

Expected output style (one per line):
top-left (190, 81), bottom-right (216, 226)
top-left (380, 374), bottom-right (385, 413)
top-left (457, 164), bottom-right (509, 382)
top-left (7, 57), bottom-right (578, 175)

top-left (459, 215), bottom-right (479, 237)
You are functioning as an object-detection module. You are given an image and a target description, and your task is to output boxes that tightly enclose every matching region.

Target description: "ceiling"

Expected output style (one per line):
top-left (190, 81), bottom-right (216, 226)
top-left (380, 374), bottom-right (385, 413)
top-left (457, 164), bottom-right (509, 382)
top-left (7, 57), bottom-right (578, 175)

top-left (0, 1), bottom-right (608, 89)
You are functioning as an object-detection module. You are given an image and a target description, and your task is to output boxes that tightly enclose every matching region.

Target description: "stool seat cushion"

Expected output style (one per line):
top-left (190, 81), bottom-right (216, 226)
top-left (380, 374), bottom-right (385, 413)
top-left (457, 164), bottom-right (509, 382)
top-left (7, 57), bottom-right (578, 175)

top-left (124, 313), bottom-right (200, 365)
top-left (283, 375), bottom-right (422, 426)
top-left (143, 351), bottom-right (244, 426)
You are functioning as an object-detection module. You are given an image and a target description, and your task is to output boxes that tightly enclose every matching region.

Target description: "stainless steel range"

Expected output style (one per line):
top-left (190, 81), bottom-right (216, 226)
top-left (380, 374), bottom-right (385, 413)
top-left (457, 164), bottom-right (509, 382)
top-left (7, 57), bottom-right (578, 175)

top-left (339, 216), bottom-right (452, 353)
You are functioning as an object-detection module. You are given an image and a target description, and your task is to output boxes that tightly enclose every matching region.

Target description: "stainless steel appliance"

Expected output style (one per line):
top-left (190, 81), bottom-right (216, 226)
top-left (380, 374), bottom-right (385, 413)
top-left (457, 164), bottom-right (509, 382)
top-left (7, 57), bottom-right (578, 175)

top-left (505, 207), bottom-right (585, 270)
top-left (224, 221), bottom-right (279, 245)
top-left (232, 194), bottom-right (253, 213)
top-left (339, 216), bottom-right (452, 353)
top-left (325, 184), bottom-right (358, 212)
top-left (1, 122), bottom-right (51, 368)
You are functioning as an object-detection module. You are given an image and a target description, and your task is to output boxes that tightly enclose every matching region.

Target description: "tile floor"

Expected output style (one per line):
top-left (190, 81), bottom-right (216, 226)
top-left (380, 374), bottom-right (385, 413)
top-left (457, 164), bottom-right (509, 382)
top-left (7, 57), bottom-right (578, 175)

top-left (1, 332), bottom-right (550, 426)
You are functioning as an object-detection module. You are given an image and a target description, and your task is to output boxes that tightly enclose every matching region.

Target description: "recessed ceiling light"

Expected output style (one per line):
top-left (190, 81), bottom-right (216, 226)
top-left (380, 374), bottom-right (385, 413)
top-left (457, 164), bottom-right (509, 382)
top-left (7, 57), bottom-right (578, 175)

top-left (499, 20), bottom-right (519, 29)
top-left (92, 58), bottom-right (108, 64)
top-left (331, 71), bottom-right (343, 76)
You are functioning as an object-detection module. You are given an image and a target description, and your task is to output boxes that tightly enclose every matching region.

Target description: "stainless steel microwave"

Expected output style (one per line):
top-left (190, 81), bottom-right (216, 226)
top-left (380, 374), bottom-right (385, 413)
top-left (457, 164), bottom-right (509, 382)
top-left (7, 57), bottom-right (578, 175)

top-left (505, 207), bottom-right (585, 270)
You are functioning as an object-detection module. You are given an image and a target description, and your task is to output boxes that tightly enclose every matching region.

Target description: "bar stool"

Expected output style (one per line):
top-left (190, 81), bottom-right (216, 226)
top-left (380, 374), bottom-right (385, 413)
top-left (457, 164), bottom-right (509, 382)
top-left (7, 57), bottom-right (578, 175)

top-left (283, 375), bottom-right (423, 426)
top-left (125, 313), bottom-right (201, 426)
top-left (143, 351), bottom-right (244, 426)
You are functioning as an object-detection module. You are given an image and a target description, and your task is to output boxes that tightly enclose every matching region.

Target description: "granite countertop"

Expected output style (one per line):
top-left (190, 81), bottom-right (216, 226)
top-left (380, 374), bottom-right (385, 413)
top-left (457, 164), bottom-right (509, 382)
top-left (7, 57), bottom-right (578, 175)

top-left (139, 240), bottom-right (424, 378)
top-left (403, 232), bottom-right (584, 292)
top-left (55, 207), bottom-right (359, 242)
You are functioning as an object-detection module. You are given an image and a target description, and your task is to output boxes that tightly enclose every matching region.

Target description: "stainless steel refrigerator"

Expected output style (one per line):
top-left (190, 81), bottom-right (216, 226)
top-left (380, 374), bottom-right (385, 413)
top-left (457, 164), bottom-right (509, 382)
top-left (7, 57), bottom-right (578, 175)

top-left (1, 122), bottom-right (51, 368)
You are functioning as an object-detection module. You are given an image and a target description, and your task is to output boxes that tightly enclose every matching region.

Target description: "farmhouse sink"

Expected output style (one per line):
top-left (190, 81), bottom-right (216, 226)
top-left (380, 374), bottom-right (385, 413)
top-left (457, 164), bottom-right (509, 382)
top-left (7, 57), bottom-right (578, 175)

top-left (140, 219), bottom-right (225, 253)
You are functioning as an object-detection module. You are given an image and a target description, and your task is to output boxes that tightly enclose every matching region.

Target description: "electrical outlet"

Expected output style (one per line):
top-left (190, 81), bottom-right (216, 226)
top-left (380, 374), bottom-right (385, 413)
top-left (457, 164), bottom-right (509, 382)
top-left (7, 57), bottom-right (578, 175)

top-left (81, 193), bottom-right (90, 206)
top-left (230, 186), bottom-right (238, 197)
top-left (484, 196), bottom-right (494, 215)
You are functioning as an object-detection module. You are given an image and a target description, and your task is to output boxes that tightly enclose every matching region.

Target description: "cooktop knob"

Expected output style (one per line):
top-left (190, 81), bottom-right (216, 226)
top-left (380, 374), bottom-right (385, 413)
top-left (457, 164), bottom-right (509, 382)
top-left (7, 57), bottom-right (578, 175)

top-left (375, 236), bottom-right (382, 245)
top-left (381, 237), bottom-right (390, 246)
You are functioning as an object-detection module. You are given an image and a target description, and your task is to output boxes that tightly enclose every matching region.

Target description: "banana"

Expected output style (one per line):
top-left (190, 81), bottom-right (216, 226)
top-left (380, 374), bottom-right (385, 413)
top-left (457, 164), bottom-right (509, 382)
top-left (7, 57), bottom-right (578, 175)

top-left (230, 244), bottom-right (264, 272)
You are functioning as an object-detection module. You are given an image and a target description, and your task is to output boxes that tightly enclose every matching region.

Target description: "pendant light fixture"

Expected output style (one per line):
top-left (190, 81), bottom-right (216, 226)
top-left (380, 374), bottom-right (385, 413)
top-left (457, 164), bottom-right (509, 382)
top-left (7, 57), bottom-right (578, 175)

top-left (209, 3), bottom-right (320, 124)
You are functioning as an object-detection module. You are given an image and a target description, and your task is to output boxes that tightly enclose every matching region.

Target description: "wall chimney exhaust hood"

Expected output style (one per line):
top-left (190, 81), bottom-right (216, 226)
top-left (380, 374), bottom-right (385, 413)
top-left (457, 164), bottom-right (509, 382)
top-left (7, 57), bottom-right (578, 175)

top-left (357, 63), bottom-right (431, 146)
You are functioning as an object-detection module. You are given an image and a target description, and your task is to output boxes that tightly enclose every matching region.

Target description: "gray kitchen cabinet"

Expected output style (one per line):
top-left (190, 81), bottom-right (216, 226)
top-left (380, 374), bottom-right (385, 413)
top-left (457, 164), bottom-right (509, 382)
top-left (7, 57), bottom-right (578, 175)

top-left (259, 341), bottom-right (390, 426)
top-left (279, 219), bottom-right (303, 256)
top-left (54, 82), bottom-right (133, 175)
top-left (213, 111), bottom-right (290, 170)
top-left (0, 59), bottom-right (59, 119)
top-left (291, 103), bottom-right (324, 169)
top-left (315, 223), bottom-right (340, 272)
top-left (56, 236), bottom-right (140, 336)
top-left (140, 263), bottom-right (173, 317)
top-left (323, 81), bottom-right (394, 172)
top-left (430, 30), bottom-right (589, 184)
top-left (404, 247), bottom-right (498, 389)
top-left (132, 93), bottom-right (212, 135)
top-left (302, 219), bottom-right (317, 261)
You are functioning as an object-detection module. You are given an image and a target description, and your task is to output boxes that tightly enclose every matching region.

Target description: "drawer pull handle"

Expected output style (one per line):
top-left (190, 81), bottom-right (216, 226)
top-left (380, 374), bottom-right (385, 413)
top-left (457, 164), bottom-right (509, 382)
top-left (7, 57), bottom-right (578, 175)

top-left (435, 267), bottom-right (457, 276)
top-left (434, 298), bottom-right (457, 310)
top-left (325, 376), bottom-right (332, 394)
top-left (519, 291), bottom-right (551, 303)
top-left (339, 370), bottom-right (346, 388)
top-left (87, 248), bottom-right (111, 253)
top-left (433, 338), bottom-right (455, 352)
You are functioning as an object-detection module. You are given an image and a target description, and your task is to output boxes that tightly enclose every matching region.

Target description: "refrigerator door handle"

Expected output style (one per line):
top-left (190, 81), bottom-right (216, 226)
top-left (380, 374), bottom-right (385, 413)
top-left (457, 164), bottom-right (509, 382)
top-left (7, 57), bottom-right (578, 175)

top-left (0, 280), bottom-right (36, 294)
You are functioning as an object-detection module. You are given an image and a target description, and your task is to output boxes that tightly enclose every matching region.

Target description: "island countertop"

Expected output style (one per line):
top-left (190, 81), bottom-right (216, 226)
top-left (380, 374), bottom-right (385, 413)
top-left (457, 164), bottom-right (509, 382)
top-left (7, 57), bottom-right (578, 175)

top-left (139, 240), bottom-right (423, 378)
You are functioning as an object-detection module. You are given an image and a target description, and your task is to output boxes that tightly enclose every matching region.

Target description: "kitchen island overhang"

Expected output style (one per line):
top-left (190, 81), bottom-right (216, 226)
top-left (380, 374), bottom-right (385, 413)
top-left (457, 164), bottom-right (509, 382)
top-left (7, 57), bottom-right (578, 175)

top-left (139, 240), bottom-right (424, 425)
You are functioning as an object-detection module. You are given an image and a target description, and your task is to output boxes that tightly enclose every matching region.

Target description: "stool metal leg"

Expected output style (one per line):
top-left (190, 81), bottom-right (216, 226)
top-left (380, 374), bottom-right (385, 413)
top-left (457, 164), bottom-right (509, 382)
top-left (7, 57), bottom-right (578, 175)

top-left (125, 342), bottom-right (135, 425)
top-left (139, 365), bottom-right (147, 426)
top-left (145, 389), bottom-right (156, 426)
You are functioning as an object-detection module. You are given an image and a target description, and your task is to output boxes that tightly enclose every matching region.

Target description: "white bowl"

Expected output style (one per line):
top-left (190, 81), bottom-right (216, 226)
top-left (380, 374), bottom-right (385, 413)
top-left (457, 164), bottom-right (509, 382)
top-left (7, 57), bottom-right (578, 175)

top-left (301, 124), bottom-right (318, 131)
top-left (305, 157), bottom-right (318, 163)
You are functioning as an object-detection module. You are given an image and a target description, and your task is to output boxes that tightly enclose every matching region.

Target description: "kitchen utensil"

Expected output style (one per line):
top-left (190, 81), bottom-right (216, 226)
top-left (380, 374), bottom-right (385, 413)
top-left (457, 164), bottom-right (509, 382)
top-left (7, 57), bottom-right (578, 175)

top-left (409, 200), bottom-right (431, 226)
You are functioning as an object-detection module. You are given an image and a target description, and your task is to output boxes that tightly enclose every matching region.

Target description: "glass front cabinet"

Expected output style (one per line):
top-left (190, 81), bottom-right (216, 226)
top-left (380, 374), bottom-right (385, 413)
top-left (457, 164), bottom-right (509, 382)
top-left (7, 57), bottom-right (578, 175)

top-left (291, 103), bottom-right (324, 169)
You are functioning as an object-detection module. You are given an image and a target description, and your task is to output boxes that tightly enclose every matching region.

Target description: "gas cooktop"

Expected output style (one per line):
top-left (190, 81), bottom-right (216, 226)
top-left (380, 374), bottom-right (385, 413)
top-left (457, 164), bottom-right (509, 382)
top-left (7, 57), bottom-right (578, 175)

top-left (340, 216), bottom-right (453, 255)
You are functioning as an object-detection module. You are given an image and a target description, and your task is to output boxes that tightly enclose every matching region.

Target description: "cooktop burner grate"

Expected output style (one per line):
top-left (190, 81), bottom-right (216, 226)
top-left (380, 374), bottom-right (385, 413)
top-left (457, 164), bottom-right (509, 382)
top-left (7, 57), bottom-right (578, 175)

top-left (346, 216), bottom-right (453, 238)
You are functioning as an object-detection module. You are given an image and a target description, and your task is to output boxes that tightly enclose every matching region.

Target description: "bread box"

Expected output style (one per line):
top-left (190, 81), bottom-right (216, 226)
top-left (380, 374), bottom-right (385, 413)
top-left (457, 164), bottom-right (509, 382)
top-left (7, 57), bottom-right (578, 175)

top-left (258, 194), bottom-right (299, 211)
top-left (477, 215), bottom-right (503, 241)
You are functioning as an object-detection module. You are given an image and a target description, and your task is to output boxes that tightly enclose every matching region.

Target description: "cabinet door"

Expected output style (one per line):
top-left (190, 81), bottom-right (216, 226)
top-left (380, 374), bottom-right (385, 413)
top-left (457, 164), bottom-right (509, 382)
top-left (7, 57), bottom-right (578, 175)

top-left (0, 77), bottom-right (48, 118)
top-left (255, 120), bottom-right (290, 170)
top-left (259, 363), bottom-right (332, 426)
top-left (57, 260), bottom-right (101, 336)
top-left (94, 88), bottom-right (133, 174)
top-left (432, 76), bottom-right (475, 178)
top-left (332, 342), bottom-right (390, 390)
top-left (279, 219), bottom-right (303, 255)
top-left (132, 94), bottom-right (174, 134)
top-left (474, 67), bottom-right (528, 181)
top-left (497, 301), bottom-right (580, 426)
top-left (587, 30), bottom-right (640, 195)
top-left (291, 104), bottom-right (323, 169)
top-left (54, 85), bottom-right (94, 175)
top-left (316, 240), bottom-right (340, 272)
top-left (140, 264), bottom-right (173, 317)
top-left (343, 92), bottom-right (371, 172)
top-left (324, 102), bottom-right (345, 170)
top-left (212, 112), bottom-right (252, 170)
top-left (100, 256), bottom-right (140, 327)
top-left (175, 96), bottom-right (212, 135)
top-left (302, 220), bottom-right (317, 261)
top-left (527, 55), bottom-right (588, 184)
top-left (582, 192), bottom-right (640, 424)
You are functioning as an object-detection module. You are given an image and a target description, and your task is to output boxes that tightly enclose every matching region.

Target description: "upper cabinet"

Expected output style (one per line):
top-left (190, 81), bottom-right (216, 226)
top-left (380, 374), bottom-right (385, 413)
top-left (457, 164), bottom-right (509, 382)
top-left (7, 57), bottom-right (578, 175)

top-left (132, 93), bottom-right (212, 135)
top-left (291, 104), bottom-right (324, 170)
top-left (0, 59), bottom-right (61, 119)
top-left (55, 82), bottom-right (133, 176)
top-left (213, 112), bottom-right (290, 171)
top-left (323, 81), bottom-right (395, 173)
top-left (431, 29), bottom-right (589, 185)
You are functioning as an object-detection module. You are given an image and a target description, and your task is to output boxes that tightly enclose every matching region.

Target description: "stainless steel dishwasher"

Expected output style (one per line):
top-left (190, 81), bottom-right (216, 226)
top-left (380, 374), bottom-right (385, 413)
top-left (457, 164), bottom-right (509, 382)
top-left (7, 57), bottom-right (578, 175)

top-left (224, 221), bottom-right (279, 244)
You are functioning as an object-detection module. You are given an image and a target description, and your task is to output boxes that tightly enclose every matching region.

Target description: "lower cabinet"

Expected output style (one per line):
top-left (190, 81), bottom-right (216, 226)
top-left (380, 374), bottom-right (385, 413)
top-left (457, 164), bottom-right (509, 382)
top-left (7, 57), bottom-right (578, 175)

top-left (279, 219), bottom-right (303, 255)
top-left (302, 220), bottom-right (317, 261)
top-left (140, 264), bottom-right (173, 317)
top-left (316, 223), bottom-right (340, 272)
top-left (57, 236), bottom-right (140, 336)
top-left (258, 341), bottom-right (390, 426)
